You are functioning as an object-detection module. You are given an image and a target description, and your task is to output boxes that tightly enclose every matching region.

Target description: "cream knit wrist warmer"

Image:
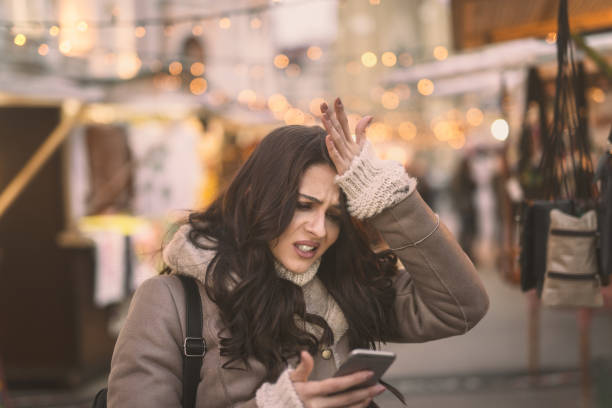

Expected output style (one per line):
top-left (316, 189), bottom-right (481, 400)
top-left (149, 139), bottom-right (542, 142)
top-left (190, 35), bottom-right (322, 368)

top-left (335, 141), bottom-right (416, 219)
top-left (255, 368), bottom-right (304, 408)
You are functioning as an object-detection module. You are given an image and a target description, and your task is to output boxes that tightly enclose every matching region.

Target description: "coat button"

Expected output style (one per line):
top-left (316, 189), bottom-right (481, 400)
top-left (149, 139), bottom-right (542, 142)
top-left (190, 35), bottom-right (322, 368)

top-left (321, 349), bottom-right (332, 360)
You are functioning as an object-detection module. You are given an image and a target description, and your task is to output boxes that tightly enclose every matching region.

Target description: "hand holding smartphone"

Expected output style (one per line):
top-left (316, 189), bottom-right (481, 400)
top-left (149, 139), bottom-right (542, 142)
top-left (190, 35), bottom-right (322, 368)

top-left (331, 349), bottom-right (396, 392)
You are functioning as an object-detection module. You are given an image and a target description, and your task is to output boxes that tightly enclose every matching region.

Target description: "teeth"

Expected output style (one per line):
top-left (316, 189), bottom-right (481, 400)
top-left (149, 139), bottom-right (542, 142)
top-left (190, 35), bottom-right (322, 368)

top-left (297, 244), bottom-right (315, 252)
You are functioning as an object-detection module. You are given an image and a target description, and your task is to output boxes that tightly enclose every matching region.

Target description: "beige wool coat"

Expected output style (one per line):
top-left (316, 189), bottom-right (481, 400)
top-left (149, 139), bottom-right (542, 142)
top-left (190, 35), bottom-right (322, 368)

top-left (107, 192), bottom-right (489, 407)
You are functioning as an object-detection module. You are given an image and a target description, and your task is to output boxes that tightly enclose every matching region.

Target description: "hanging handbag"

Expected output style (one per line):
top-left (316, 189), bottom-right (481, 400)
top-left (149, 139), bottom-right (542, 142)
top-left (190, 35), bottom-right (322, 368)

top-left (541, 209), bottom-right (603, 307)
top-left (519, 0), bottom-right (601, 305)
top-left (92, 275), bottom-right (206, 408)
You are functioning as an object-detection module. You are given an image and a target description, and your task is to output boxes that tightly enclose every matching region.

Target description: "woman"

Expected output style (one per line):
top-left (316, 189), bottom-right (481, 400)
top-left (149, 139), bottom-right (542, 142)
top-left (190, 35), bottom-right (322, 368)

top-left (108, 99), bottom-right (489, 407)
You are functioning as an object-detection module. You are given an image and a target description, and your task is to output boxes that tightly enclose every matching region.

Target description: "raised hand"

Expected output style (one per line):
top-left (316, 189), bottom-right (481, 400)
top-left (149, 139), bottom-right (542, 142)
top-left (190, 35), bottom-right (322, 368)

top-left (289, 351), bottom-right (385, 408)
top-left (320, 98), bottom-right (373, 176)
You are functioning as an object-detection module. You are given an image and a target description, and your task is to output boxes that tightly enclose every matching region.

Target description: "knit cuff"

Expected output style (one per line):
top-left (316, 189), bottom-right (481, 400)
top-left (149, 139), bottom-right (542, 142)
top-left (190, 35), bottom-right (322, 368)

top-left (335, 141), bottom-right (416, 219)
top-left (255, 368), bottom-right (304, 408)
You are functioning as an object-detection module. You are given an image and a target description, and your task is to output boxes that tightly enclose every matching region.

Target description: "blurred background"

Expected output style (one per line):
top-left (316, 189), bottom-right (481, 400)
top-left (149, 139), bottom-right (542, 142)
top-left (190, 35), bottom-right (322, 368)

top-left (0, 0), bottom-right (612, 407)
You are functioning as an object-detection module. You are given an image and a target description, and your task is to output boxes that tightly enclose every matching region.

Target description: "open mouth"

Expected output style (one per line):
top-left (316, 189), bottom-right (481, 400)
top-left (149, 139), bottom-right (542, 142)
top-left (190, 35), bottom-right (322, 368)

top-left (293, 242), bottom-right (319, 258)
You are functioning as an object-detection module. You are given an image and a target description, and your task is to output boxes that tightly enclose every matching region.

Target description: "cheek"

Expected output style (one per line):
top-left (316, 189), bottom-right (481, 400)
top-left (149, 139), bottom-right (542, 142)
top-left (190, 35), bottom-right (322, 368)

top-left (326, 221), bottom-right (341, 245)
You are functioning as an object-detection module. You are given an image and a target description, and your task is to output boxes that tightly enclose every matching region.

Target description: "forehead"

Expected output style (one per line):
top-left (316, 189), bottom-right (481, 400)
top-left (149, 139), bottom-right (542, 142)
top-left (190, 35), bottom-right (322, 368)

top-left (299, 164), bottom-right (340, 205)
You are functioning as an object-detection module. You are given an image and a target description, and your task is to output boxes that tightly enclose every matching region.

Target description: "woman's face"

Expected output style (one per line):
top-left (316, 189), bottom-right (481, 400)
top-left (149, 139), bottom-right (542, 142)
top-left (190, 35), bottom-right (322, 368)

top-left (270, 164), bottom-right (342, 274)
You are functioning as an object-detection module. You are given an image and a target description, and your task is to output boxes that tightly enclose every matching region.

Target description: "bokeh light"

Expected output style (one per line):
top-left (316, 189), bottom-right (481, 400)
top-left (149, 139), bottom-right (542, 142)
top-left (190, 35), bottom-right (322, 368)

top-left (433, 46), bottom-right (448, 61)
top-left (381, 52), bottom-right (397, 67)
top-left (491, 119), bottom-right (509, 141)
top-left (398, 121), bottom-right (417, 140)
top-left (189, 78), bottom-right (207, 95)
top-left (466, 107), bottom-right (484, 126)
top-left (307, 46), bottom-right (323, 61)
top-left (38, 43), bottom-right (49, 56)
top-left (13, 34), bottom-right (26, 46)
top-left (274, 54), bottom-right (290, 69)
top-left (381, 91), bottom-right (400, 110)
top-left (169, 61), bottom-right (183, 76)
top-left (417, 79), bottom-right (434, 95)
top-left (219, 17), bottom-right (231, 29)
top-left (190, 62), bottom-right (205, 76)
top-left (361, 52), bottom-right (377, 68)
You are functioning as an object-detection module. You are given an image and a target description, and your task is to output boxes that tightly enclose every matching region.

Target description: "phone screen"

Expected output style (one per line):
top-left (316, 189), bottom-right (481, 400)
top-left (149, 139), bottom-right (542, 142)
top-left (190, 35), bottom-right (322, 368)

top-left (331, 349), bottom-right (396, 392)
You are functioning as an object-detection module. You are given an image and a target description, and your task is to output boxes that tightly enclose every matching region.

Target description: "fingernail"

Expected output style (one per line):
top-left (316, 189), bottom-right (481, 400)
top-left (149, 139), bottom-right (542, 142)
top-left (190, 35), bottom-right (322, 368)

top-left (374, 384), bottom-right (386, 393)
top-left (336, 97), bottom-right (342, 107)
top-left (363, 371), bottom-right (374, 380)
top-left (320, 102), bottom-right (328, 111)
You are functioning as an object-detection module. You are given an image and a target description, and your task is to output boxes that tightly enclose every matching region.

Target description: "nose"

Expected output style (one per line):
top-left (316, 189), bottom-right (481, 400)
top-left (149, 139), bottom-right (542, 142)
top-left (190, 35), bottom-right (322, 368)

top-left (305, 210), bottom-right (326, 238)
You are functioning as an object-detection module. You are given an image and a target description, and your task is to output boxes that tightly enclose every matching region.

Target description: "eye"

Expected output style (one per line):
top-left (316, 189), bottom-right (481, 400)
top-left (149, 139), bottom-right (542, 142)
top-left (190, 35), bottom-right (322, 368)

top-left (296, 202), bottom-right (312, 210)
top-left (326, 212), bottom-right (342, 223)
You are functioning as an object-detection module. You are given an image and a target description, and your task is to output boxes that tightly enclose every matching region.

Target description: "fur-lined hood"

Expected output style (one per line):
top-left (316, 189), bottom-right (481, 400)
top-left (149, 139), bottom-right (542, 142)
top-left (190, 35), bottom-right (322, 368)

top-left (162, 224), bottom-right (214, 284)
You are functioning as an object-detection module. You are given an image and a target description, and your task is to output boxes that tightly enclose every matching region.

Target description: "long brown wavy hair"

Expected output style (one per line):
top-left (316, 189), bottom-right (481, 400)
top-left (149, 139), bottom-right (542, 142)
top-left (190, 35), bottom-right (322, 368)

top-left (181, 125), bottom-right (398, 380)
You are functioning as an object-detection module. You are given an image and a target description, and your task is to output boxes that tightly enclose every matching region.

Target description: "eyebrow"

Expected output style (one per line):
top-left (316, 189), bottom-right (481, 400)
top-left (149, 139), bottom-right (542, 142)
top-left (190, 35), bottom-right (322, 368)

top-left (298, 193), bottom-right (342, 210)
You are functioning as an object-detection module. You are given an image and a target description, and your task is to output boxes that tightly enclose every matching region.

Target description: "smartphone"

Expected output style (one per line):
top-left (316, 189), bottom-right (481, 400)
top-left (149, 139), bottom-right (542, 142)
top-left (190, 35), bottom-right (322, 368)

top-left (331, 349), bottom-right (396, 392)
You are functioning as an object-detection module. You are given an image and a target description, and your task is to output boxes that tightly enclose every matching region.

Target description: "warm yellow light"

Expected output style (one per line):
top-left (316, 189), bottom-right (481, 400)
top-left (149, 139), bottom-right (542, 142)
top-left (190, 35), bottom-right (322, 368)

top-left (546, 32), bottom-right (557, 44)
top-left (190, 62), bottom-right (205, 76)
top-left (366, 122), bottom-right (392, 142)
top-left (449, 133), bottom-right (466, 149)
top-left (433, 121), bottom-right (455, 141)
top-left (238, 89), bottom-right (257, 105)
top-left (381, 52), bottom-right (397, 67)
top-left (268, 94), bottom-right (289, 112)
top-left (309, 97), bottom-right (326, 116)
top-left (77, 21), bottom-right (88, 32)
top-left (361, 51), bottom-right (377, 68)
top-left (169, 61), bottom-right (183, 76)
top-left (398, 122), bottom-right (416, 140)
top-left (59, 40), bottom-right (73, 54)
top-left (346, 61), bottom-right (361, 75)
top-left (466, 107), bottom-right (484, 126)
top-left (249, 65), bottom-right (265, 79)
top-left (399, 52), bottom-right (413, 67)
top-left (370, 0), bottom-right (381, 4)
top-left (381, 91), bottom-right (400, 110)
top-left (49, 25), bottom-right (60, 36)
top-left (38, 43), bottom-right (49, 56)
top-left (284, 108), bottom-right (305, 125)
top-left (274, 54), bottom-right (290, 69)
top-left (134, 26), bottom-right (146, 38)
top-left (417, 79), bottom-right (434, 96)
top-left (491, 119), bottom-right (509, 141)
top-left (219, 17), bottom-right (231, 29)
top-left (250, 17), bottom-right (262, 29)
top-left (13, 34), bottom-right (26, 46)
top-left (307, 46), bottom-right (322, 60)
top-left (192, 25), bottom-right (203, 36)
top-left (285, 63), bottom-right (301, 78)
top-left (189, 78), bottom-right (207, 95)
top-left (117, 52), bottom-right (142, 79)
top-left (433, 46), bottom-right (448, 61)
top-left (385, 146), bottom-right (408, 165)
top-left (590, 87), bottom-right (605, 103)
top-left (304, 114), bottom-right (316, 126)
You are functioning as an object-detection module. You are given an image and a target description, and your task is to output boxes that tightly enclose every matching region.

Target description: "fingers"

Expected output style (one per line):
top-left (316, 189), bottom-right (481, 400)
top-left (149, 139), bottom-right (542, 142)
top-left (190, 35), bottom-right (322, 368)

top-left (321, 102), bottom-right (350, 155)
top-left (322, 384), bottom-right (385, 407)
top-left (313, 370), bottom-right (373, 395)
top-left (290, 351), bottom-right (314, 383)
top-left (334, 98), bottom-right (352, 144)
top-left (355, 115), bottom-right (373, 146)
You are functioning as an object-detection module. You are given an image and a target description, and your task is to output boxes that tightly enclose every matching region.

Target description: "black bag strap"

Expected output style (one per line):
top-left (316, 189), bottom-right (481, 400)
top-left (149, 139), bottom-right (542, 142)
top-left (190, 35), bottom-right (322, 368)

top-left (177, 275), bottom-right (206, 408)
